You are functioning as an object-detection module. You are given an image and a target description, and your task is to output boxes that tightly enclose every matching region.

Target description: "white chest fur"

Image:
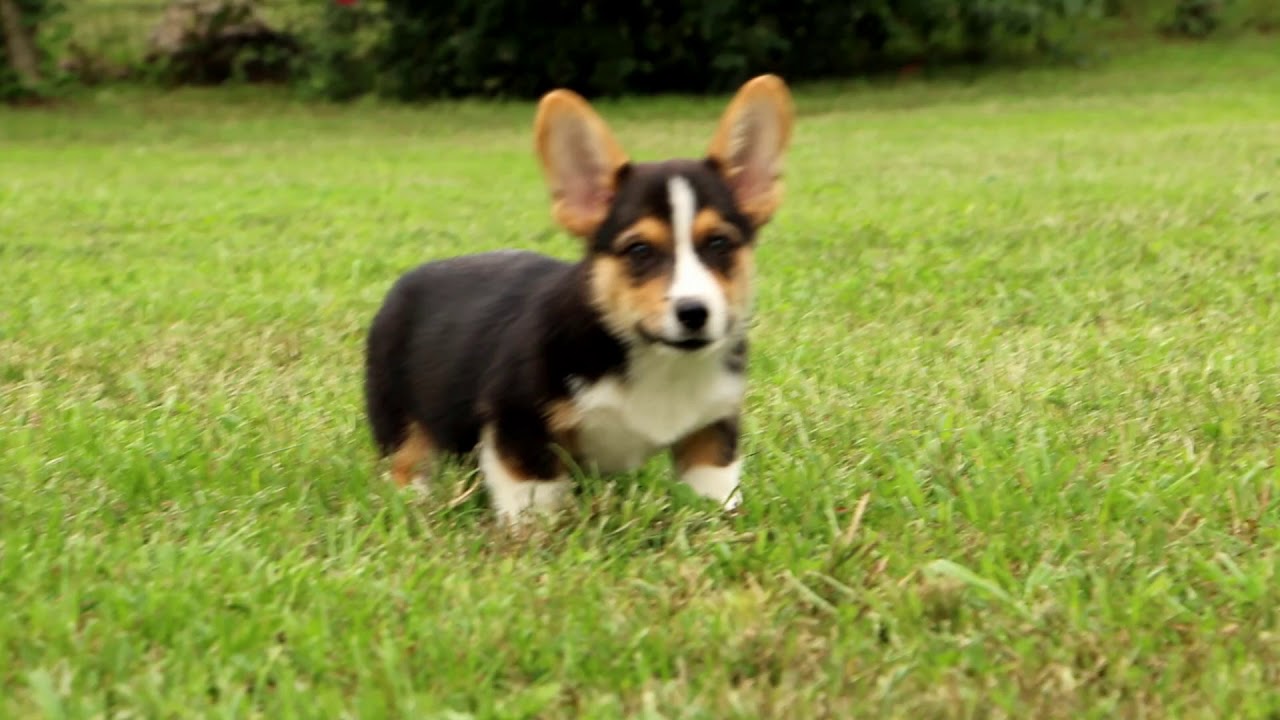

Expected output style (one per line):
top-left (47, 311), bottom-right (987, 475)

top-left (567, 345), bottom-right (745, 473)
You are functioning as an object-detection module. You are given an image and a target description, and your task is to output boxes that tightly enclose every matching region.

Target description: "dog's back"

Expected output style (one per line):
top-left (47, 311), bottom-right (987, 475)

top-left (363, 250), bottom-right (573, 458)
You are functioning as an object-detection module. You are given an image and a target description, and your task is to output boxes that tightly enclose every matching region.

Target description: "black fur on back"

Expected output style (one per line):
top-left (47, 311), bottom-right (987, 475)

top-left (363, 250), bottom-right (627, 460)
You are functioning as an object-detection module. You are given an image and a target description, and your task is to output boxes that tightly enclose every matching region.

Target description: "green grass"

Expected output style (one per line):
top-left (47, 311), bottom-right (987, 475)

top-left (3, 39), bottom-right (1280, 718)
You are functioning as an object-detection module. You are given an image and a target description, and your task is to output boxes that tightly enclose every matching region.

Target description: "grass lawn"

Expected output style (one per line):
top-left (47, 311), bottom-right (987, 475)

top-left (2, 39), bottom-right (1279, 718)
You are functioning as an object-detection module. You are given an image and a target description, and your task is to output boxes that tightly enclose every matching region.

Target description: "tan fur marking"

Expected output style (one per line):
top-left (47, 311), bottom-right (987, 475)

top-left (739, 188), bottom-right (783, 228)
top-left (693, 208), bottom-right (755, 318)
top-left (614, 216), bottom-right (674, 253)
top-left (483, 423), bottom-right (567, 482)
top-left (390, 422), bottom-right (432, 487)
top-left (724, 247), bottom-right (755, 316)
top-left (544, 398), bottom-right (580, 434)
top-left (543, 399), bottom-right (583, 459)
top-left (495, 446), bottom-right (534, 482)
top-left (589, 254), bottom-right (670, 340)
top-left (673, 423), bottom-right (737, 474)
top-left (692, 208), bottom-right (737, 242)
top-left (552, 427), bottom-right (581, 461)
top-left (495, 446), bottom-right (569, 485)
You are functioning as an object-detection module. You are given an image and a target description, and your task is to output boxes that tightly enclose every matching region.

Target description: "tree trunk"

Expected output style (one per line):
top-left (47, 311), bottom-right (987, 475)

top-left (0, 0), bottom-right (41, 85)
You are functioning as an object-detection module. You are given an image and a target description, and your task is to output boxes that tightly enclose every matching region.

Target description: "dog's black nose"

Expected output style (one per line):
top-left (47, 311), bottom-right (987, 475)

top-left (674, 299), bottom-right (708, 331)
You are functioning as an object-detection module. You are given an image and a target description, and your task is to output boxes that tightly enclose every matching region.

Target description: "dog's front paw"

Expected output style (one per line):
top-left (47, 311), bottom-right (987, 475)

top-left (679, 459), bottom-right (742, 512)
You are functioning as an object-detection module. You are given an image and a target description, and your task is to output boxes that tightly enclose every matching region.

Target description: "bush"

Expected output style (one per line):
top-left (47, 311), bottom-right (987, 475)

top-left (1107, 0), bottom-right (1280, 37)
top-left (1, 0), bottom-right (63, 102)
top-left (293, 0), bottom-right (385, 101)
top-left (144, 0), bottom-right (300, 85)
top-left (350, 0), bottom-right (1102, 101)
top-left (1160, 0), bottom-right (1222, 36)
top-left (145, 0), bottom-right (301, 85)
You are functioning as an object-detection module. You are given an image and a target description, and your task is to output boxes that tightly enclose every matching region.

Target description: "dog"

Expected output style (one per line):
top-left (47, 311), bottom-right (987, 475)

top-left (364, 75), bottom-right (794, 524)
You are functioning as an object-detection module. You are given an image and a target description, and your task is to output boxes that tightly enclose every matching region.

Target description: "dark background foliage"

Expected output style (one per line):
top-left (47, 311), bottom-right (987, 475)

top-left (8, 0), bottom-right (1277, 102)
top-left (0, 0), bottom-right (63, 100)
top-left (370, 0), bottom-right (1100, 100)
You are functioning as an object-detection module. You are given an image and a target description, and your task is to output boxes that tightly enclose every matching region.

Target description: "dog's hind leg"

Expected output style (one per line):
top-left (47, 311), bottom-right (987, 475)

top-left (389, 421), bottom-right (433, 489)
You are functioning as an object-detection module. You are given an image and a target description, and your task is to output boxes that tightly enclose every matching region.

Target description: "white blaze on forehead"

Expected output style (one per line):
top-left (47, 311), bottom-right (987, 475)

top-left (668, 175), bottom-right (698, 253)
top-left (666, 175), bottom-right (728, 338)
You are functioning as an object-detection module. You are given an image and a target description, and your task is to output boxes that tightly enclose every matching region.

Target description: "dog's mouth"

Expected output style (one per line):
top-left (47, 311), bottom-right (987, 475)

top-left (663, 337), bottom-right (712, 351)
top-left (636, 326), bottom-right (712, 352)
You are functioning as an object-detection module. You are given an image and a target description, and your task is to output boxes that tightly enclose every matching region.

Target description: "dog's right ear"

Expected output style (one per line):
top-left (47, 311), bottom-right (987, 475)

top-left (535, 90), bottom-right (630, 238)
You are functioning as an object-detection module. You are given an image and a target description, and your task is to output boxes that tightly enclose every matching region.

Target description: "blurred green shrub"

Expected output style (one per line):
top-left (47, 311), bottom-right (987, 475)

top-left (38, 0), bottom-right (1277, 101)
top-left (301, 0), bottom-right (1103, 100)
top-left (1, 0), bottom-right (63, 101)
top-left (1109, 0), bottom-right (1279, 37)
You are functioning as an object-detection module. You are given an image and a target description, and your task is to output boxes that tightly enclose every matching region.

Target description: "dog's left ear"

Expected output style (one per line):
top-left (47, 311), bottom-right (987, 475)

top-left (707, 75), bottom-right (794, 228)
top-left (535, 89), bottom-right (630, 238)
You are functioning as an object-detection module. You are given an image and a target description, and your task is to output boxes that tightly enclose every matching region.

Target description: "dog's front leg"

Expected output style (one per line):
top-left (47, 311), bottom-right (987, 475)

top-left (479, 420), bottom-right (572, 525)
top-left (671, 417), bottom-right (742, 511)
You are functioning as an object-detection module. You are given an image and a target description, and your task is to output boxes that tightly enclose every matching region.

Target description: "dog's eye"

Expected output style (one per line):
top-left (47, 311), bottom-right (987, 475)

top-left (705, 234), bottom-right (735, 253)
top-left (624, 241), bottom-right (654, 263)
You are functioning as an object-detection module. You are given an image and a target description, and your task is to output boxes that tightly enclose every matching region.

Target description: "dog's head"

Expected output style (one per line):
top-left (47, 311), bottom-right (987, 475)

top-left (534, 76), bottom-right (794, 352)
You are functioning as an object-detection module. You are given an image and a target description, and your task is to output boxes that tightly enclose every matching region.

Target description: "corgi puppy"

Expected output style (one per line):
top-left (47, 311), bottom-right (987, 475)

top-left (364, 75), bottom-right (794, 524)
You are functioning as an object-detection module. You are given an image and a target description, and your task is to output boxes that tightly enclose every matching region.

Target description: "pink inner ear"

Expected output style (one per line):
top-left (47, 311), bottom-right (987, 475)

top-left (556, 122), bottom-right (611, 217)
top-left (560, 171), bottom-right (613, 220)
top-left (732, 158), bottom-right (772, 203)
top-left (728, 115), bottom-right (775, 205)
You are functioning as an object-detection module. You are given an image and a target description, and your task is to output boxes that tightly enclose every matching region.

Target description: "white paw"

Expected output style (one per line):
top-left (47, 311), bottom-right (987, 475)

top-left (719, 485), bottom-right (743, 512)
top-left (480, 433), bottom-right (572, 524)
top-left (490, 479), bottom-right (573, 525)
top-left (680, 459), bottom-right (743, 511)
